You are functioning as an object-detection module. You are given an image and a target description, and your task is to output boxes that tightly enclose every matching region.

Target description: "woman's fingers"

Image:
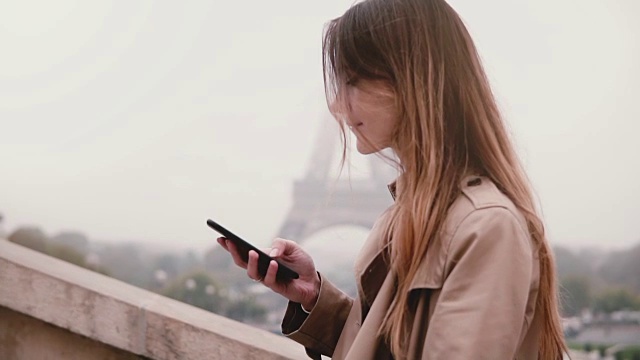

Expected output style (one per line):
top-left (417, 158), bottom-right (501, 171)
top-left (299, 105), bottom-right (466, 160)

top-left (226, 240), bottom-right (248, 269)
top-left (217, 237), bottom-right (229, 251)
top-left (262, 260), bottom-right (279, 289)
top-left (213, 236), bottom-right (319, 306)
top-left (246, 250), bottom-right (262, 281)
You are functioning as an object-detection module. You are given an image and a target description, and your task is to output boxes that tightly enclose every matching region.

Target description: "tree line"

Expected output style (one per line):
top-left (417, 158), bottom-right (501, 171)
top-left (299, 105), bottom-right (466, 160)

top-left (556, 244), bottom-right (640, 317)
top-left (3, 220), bottom-right (640, 324)
top-left (3, 225), bottom-right (268, 325)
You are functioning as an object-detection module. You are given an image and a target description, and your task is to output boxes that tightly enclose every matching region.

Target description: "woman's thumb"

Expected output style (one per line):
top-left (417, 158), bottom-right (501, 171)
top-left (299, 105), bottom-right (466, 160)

top-left (270, 237), bottom-right (293, 258)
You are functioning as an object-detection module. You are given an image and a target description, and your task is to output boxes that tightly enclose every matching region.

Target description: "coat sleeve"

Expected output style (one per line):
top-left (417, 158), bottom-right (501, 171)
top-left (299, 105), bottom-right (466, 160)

top-left (281, 272), bottom-right (354, 359)
top-left (420, 206), bottom-right (536, 359)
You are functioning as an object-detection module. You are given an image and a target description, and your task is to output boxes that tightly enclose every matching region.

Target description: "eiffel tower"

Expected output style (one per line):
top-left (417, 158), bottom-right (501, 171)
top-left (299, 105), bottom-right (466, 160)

top-left (276, 115), bottom-right (397, 242)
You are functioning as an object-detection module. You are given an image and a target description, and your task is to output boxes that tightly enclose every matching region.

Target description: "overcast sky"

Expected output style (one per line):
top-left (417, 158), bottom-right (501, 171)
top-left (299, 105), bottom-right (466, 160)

top-left (1, 0), bottom-right (638, 254)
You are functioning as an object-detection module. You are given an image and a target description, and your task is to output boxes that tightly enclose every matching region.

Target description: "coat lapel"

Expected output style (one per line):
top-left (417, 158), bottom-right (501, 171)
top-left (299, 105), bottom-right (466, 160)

top-left (345, 270), bottom-right (396, 360)
top-left (359, 243), bottom-right (391, 315)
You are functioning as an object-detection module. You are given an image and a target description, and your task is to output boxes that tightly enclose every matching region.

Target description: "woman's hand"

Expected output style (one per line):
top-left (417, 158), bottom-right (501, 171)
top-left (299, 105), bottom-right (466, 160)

top-left (216, 237), bottom-right (321, 311)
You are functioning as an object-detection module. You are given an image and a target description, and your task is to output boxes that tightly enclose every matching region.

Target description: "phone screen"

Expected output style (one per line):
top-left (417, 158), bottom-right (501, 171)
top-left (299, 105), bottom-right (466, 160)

top-left (206, 219), bottom-right (299, 281)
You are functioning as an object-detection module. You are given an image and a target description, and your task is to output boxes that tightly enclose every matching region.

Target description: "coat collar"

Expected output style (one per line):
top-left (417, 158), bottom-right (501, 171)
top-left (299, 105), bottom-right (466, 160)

top-left (358, 176), bottom-right (486, 304)
top-left (357, 178), bottom-right (398, 305)
top-left (386, 174), bottom-right (481, 201)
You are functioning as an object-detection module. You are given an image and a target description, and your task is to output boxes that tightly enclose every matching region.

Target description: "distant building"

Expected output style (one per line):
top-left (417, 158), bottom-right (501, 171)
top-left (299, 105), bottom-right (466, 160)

top-left (570, 323), bottom-right (640, 347)
top-left (565, 310), bottom-right (640, 347)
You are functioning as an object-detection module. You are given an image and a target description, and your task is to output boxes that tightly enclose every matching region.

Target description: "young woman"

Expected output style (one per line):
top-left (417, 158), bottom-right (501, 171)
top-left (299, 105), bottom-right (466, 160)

top-left (217, 0), bottom-right (568, 358)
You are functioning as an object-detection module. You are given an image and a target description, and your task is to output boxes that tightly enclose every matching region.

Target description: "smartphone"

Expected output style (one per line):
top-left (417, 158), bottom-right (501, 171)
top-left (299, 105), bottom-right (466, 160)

top-left (206, 219), bottom-right (299, 281)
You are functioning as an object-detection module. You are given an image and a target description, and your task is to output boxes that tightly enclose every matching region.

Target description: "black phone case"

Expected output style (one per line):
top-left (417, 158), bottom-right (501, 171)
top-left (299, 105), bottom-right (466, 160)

top-left (206, 219), bottom-right (299, 281)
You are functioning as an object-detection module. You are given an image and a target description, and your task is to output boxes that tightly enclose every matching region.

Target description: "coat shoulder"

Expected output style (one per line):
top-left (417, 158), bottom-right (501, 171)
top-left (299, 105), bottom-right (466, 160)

top-left (445, 175), bottom-right (527, 235)
top-left (409, 176), bottom-right (530, 290)
top-left (443, 176), bottom-right (534, 265)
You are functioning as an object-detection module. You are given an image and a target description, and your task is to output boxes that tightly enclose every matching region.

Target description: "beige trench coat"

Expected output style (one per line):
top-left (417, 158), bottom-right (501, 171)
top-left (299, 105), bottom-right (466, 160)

top-left (282, 176), bottom-right (542, 359)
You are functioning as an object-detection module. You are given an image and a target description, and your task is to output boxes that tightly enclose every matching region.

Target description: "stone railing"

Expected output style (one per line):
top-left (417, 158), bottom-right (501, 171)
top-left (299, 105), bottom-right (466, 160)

top-left (0, 239), bottom-right (306, 359)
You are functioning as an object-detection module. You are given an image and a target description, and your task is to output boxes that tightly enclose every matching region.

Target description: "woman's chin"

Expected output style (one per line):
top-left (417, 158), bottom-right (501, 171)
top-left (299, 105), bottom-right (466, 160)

top-left (356, 142), bottom-right (379, 155)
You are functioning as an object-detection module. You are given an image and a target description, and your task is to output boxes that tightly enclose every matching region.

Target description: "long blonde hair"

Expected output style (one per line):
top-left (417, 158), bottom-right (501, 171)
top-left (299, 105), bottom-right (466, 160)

top-left (323, 0), bottom-right (567, 358)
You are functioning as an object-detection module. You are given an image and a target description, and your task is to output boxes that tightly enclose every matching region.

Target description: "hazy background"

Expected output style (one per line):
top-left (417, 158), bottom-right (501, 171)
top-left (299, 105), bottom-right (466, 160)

top-left (1, 0), bottom-right (639, 256)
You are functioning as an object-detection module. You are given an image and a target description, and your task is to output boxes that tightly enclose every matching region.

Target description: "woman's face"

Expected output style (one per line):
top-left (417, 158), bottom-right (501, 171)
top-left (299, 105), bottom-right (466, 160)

top-left (334, 79), bottom-right (399, 155)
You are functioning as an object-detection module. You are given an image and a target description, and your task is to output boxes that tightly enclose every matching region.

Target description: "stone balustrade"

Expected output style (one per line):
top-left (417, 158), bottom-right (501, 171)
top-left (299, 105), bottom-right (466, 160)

top-left (0, 239), bottom-right (305, 359)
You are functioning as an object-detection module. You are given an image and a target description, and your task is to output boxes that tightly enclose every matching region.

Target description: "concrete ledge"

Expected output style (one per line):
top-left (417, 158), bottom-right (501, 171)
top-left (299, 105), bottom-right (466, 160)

top-left (0, 239), bottom-right (305, 359)
top-left (0, 305), bottom-right (145, 359)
